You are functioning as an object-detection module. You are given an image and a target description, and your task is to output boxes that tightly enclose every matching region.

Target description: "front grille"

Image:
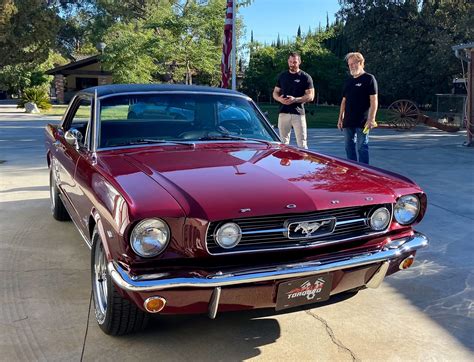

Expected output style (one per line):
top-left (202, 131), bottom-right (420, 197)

top-left (206, 204), bottom-right (393, 255)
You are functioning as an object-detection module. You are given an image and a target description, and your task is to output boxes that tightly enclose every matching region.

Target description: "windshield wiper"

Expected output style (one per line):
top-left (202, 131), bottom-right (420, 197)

top-left (199, 132), bottom-right (272, 146)
top-left (112, 139), bottom-right (195, 147)
top-left (198, 134), bottom-right (247, 141)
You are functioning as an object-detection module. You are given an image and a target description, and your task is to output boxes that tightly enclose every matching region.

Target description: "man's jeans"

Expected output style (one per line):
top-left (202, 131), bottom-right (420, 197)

top-left (343, 127), bottom-right (369, 164)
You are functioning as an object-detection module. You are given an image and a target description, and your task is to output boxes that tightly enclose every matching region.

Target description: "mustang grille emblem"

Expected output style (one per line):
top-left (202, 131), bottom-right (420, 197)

top-left (287, 217), bottom-right (336, 239)
top-left (294, 220), bottom-right (332, 235)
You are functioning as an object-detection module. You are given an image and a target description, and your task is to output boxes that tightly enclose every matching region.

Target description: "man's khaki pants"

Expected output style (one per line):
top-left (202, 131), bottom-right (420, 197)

top-left (278, 113), bottom-right (308, 149)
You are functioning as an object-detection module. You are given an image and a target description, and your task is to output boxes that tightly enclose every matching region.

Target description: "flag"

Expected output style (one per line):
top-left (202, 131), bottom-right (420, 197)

top-left (220, 1), bottom-right (233, 88)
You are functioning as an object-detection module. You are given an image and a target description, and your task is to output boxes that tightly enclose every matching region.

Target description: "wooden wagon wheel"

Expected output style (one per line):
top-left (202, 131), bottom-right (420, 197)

top-left (386, 99), bottom-right (420, 130)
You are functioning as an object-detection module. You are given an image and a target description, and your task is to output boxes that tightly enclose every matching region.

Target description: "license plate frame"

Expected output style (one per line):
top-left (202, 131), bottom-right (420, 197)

top-left (275, 274), bottom-right (333, 311)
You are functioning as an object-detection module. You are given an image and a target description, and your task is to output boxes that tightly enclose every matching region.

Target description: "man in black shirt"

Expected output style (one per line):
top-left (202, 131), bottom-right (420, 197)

top-left (337, 52), bottom-right (378, 164)
top-left (273, 52), bottom-right (314, 149)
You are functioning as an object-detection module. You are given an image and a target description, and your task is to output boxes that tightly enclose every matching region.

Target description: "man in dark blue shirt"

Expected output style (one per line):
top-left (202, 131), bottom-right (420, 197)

top-left (273, 52), bottom-right (314, 149)
top-left (337, 52), bottom-right (378, 164)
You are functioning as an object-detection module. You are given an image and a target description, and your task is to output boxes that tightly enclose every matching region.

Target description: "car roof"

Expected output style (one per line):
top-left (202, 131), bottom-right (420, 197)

top-left (78, 84), bottom-right (243, 98)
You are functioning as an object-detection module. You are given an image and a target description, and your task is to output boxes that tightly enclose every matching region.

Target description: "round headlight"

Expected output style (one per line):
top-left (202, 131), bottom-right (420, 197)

top-left (369, 207), bottom-right (391, 231)
top-left (130, 218), bottom-right (170, 258)
top-left (394, 195), bottom-right (420, 225)
top-left (215, 222), bottom-right (242, 249)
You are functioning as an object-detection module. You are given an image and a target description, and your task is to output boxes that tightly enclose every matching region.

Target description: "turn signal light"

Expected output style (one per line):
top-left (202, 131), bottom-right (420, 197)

top-left (144, 296), bottom-right (166, 313)
top-left (399, 256), bottom-right (415, 270)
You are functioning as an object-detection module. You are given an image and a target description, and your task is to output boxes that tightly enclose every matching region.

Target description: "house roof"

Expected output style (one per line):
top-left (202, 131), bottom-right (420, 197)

top-left (46, 55), bottom-right (112, 75)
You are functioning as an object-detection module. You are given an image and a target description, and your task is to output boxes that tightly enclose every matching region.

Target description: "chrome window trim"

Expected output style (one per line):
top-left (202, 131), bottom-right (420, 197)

top-left (94, 91), bottom-right (280, 150)
top-left (97, 90), bottom-right (252, 101)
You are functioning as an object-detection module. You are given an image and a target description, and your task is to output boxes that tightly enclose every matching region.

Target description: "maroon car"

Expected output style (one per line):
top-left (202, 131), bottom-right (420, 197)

top-left (45, 84), bottom-right (428, 335)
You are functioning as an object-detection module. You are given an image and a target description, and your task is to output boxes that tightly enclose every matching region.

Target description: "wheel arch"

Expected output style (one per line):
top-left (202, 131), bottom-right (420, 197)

top-left (91, 209), bottom-right (113, 260)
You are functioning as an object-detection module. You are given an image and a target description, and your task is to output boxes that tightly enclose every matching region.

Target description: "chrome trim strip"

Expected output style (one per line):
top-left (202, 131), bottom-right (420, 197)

top-left (206, 229), bottom-right (389, 256)
top-left (336, 218), bottom-right (366, 226)
top-left (236, 218), bottom-right (366, 237)
top-left (241, 228), bottom-right (287, 235)
top-left (208, 287), bottom-right (222, 319)
top-left (108, 232), bottom-right (428, 293)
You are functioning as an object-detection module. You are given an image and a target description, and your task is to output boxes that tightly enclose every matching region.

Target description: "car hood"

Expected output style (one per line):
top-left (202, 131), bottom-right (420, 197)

top-left (113, 144), bottom-right (422, 221)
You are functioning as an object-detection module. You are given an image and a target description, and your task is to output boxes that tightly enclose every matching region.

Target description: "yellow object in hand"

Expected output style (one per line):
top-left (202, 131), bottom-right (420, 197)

top-left (363, 121), bottom-right (378, 134)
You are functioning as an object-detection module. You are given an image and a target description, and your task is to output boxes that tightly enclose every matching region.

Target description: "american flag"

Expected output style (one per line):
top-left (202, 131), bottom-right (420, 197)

top-left (220, 1), bottom-right (233, 88)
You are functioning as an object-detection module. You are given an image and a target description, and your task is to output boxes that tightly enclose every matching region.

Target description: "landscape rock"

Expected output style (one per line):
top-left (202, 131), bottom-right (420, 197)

top-left (25, 102), bottom-right (40, 113)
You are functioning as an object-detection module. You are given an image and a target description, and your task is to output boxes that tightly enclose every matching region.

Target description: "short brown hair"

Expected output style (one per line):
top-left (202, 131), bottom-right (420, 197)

top-left (345, 52), bottom-right (365, 67)
top-left (289, 51), bottom-right (301, 59)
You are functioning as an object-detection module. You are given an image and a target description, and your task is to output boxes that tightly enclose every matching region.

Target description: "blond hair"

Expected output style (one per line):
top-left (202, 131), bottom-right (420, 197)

top-left (345, 52), bottom-right (365, 67)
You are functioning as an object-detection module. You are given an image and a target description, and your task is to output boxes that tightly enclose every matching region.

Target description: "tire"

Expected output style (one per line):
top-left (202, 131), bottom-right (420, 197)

top-left (50, 169), bottom-right (70, 221)
top-left (91, 227), bottom-right (149, 335)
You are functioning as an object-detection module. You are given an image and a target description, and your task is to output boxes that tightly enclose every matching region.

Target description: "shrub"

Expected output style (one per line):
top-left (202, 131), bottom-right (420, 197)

top-left (17, 86), bottom-right (52, 110)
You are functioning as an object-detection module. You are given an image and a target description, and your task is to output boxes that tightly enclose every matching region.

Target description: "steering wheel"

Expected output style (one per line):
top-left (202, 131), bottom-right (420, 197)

top-left (220, 121), bottom-right (243, 135)
top-left (179, 130), bottom-right (207, 140)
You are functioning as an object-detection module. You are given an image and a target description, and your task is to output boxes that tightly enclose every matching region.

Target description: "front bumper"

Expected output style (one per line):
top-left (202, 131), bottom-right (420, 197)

top-left (108, 232), bottom-right (428, 316)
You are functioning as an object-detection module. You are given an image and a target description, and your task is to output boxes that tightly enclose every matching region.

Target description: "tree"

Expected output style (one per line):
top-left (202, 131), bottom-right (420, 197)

top-left (241, 46), bottom-right (277, 101)
top-left (0, 51), bottom-right (67, 95)
top-left (338, 0), bottom-right (474, 105)
top-left (102, 22), bottom-right (156, 83)
top-left (0, 0), bottom-right (60, 67)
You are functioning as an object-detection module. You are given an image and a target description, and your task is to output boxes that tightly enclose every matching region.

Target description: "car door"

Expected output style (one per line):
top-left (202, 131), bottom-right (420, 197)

top-left (53, 96), bottom-right (93, 225)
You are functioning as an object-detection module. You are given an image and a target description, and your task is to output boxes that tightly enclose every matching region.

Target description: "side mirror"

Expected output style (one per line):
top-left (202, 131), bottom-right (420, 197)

top-left (65, 128), bottom-right (83, 150)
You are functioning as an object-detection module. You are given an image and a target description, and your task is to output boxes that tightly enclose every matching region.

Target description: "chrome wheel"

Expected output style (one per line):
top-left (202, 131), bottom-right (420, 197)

top-left (93, 240), bottom-right (108, 324)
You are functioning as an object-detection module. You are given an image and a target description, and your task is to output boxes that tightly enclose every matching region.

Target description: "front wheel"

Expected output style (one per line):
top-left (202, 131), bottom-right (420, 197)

top-left (91, 227), bottom-right (149, 335)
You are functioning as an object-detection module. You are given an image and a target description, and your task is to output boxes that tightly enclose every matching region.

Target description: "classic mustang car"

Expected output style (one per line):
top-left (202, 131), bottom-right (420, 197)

top-left (45, 84), bottom-right (428, 335)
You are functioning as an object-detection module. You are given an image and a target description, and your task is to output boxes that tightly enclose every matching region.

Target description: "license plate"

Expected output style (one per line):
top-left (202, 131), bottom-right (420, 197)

top-left (275, 274), bottom-right (333, 311)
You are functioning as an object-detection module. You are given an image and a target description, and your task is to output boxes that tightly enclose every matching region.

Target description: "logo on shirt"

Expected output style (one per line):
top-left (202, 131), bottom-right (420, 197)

top-left (355, 83), bottom-right (362, 87)
top-left (294, 79), bottom-right (301, 83)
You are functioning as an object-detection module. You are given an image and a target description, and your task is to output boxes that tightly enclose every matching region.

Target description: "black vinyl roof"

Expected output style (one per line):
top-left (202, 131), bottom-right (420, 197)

top-left (79, 84), bottom-right (243, 97)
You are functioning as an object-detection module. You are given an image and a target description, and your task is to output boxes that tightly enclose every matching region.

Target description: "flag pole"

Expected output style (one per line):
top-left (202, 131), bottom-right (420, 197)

top-left (231, 0), bottom-right (237, 90)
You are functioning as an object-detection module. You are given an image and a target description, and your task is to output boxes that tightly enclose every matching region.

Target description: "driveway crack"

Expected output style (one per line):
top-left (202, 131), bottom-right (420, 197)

top-left (305, 310), bottom-right (360, 361)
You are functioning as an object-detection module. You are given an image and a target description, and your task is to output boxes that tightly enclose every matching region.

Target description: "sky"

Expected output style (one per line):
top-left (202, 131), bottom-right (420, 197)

top-left (239, 0), bottom-right (341, 45)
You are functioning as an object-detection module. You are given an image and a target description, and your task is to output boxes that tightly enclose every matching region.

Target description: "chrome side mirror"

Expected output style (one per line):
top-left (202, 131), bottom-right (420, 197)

top-left (65, 128), bottom-right (83, 150)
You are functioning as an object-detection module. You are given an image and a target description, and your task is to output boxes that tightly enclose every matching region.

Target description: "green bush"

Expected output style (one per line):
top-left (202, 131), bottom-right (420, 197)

top-left (17, 86), bottom-right (52, 110)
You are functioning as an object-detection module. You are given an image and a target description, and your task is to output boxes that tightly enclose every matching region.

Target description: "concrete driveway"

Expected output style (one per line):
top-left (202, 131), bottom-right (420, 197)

top-left (1, 106), bottom-right (473, 361)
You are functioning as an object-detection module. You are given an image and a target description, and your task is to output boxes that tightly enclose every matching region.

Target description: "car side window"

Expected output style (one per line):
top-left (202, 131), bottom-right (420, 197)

top-left (67, 98), bottom-right (93, 148)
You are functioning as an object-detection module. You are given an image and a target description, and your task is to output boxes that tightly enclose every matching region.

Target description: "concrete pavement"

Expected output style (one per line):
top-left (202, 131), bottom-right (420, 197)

top-left (1, 108), bottom-right (473, 361)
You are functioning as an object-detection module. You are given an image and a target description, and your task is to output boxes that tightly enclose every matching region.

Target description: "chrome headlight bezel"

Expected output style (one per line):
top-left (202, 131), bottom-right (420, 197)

top-left (369, 207), bottom-right (391, 231)
top-left (394, 194), bottom-right (421, 225)
top-left (130, 218), bottom-right (170, 258)
top-left (215, 222), bottom-right (242, 249)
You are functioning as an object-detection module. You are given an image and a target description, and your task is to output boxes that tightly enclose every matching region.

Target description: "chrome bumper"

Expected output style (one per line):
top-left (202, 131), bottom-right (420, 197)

top-left (108, 232), bottom-right (428, 293)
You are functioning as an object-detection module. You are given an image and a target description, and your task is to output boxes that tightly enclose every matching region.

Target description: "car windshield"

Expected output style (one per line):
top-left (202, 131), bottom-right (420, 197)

top-left (98, 93), bottom-right (277, 148)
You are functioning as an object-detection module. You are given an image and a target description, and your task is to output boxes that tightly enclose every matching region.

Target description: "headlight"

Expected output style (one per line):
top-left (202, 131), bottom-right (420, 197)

top-left (369, 207), bottom-right (391, 231)
top-left (215, 222), bottom-right (242, 249)
top-left (130, 218), bottom-right (170, 257)
top-left (394, 195), bottom-right (420, 225)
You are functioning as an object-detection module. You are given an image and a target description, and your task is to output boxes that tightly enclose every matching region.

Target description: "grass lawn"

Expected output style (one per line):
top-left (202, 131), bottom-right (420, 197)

top-left (257, 103), bottom-right (390, 128)
top-left (42, 105), bottom-right (69, 117)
